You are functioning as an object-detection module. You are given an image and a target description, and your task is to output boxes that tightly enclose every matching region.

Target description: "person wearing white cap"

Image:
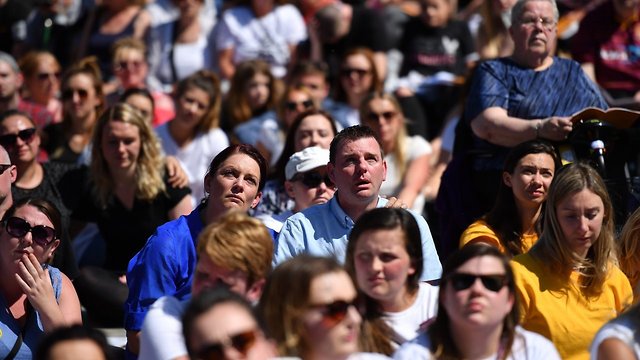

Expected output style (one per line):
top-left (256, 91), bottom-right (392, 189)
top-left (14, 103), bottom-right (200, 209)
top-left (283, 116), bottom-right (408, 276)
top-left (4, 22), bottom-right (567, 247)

top-left (258, 146), bottom-right (336, 238)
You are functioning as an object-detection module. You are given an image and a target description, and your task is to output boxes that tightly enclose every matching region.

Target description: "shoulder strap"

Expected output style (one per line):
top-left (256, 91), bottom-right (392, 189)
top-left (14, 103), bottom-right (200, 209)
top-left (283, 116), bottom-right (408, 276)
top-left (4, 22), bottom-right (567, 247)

top-left (4, 304), bottom-right (33, 360)
top-left (169, 21), bottom-right (180, 83)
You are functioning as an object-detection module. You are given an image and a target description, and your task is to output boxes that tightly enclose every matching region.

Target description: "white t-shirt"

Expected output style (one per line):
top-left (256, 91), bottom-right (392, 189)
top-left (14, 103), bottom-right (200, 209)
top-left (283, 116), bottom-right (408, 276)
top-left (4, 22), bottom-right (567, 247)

top-left (590, 315), bottom-right (640, 360)
top-left (393, 326), bottom-right (561, 360)
top-left (139, 296), bottom-right (188, 360)
top-left (215, 4), bottom-right (307, 78)
top-left (380, 135), bottom-right (432, 213)
top-left (385, 282), bottom-right (439, 344)
top-left (156, 124), bottom-right (229, 205)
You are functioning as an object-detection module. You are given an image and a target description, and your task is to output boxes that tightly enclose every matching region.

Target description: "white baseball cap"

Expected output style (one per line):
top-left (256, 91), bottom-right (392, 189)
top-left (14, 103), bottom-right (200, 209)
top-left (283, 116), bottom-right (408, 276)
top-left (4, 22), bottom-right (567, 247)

top-left (285, 147), bottom-right (330, 181)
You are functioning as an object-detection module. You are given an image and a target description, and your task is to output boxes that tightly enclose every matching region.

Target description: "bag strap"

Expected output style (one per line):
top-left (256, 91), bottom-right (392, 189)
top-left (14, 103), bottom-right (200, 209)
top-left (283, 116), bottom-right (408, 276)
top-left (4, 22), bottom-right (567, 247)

top-left (4, 304), bottom-right (32, 360)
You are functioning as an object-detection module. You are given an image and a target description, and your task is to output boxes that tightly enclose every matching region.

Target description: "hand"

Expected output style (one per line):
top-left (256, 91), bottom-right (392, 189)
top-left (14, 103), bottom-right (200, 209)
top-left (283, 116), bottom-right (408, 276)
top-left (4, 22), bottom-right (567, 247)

top-left (166, 156), bottom-right (189, 188)
top-left (384, 196), bottom-right (408, 209)
top-left (539, 116), bottom-right (573, 141)
top-left (15, 254), bottom-right (57, 313)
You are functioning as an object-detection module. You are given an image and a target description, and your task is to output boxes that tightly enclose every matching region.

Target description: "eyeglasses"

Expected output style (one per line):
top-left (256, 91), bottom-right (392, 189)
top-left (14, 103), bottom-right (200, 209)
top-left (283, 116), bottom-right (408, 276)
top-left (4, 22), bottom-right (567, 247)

top-left (115, 60), bottom-right (144, 72)
top-left (292, 171), bottom-right (334, 188)
top-left (36, 72), bottom-right (60, 81)
top-left (367, 111), bottom-right (397, 122)
top-left (0, 128), bottom-right (36, 148)
top-left (309, 299), bottom-right (360, 327)
top-left (519, 16), bottom-right (556, 31)
top-left (285, 99), bottom-right (314, 111)
top-left (195, 329), bottom-right (259, 360)
top-left (0, 164), bottom-right (12, 175)
top-left (4, 216), bottom-right (57, 246)
top-left (449, 273), bottom-right (508, 292)
top-left (62, 88), bottom-right (89, 101)
top-left (340, 67), bottom-right (371, 78)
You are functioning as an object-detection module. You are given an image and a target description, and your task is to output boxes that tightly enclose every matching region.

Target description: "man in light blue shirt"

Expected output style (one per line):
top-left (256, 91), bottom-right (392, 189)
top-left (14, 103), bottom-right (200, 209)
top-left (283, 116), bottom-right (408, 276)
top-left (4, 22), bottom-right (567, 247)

top-left (275, 125), bottom-right (442, 280)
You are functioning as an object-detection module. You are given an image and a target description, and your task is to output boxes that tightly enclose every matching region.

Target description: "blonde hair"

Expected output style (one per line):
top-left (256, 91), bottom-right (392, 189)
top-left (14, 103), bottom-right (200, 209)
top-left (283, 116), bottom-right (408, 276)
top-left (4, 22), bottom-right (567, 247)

top-left (360, 91), bottom-right (408, 178)
top-left (196, 211), bottom-right (273, 286)
top-left (618, 207), bottom-right (640, 291)
top-left (90, 103), bottom-right (165, 207)
top-left (111, 36), bottom-right (146, 63)
top-left (531, 162), bottom-right (616, 297)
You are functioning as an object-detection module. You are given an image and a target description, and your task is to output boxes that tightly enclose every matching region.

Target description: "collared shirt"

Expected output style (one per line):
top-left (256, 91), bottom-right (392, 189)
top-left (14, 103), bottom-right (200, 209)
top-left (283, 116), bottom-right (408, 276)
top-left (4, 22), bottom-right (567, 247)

top-left (124, 206), bottom-right (204, 332)
top-left (275, 196), bottom-right (442, 281)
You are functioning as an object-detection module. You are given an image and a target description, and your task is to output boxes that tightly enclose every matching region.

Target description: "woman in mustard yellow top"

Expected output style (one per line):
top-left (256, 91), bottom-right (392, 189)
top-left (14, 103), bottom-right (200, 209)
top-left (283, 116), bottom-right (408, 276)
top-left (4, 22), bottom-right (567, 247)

top-left (511, 162), bottom-right (632, 360)
top-left (460, 140), bottom-right (561, 257)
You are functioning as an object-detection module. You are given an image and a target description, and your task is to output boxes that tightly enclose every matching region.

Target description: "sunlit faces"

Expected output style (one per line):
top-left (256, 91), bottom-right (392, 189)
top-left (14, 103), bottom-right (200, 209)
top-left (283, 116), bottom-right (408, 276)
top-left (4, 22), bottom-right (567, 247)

top-left (0, 62), bottom-right (22, 100)
top-left (353, 227), bottom-right (415, 311)
top-left (0, 150), bottom-right (15, 210)
top-left (509, 0), bottom-right (557, 59)
top-left (294, 115), bottom-right (335, 151)
top-left (246, 73), bottom-right (271, 111)
top-left (204, 153), bottom-right (262, 214)
top-left (187, 302), bottom-right (276, 360)
top-left (175, 87), bottom-right (210, 130)
top-left (503, 153), bottom-right (555, 209)
top-left (285, 167), bottom-right (336, 212)
top-left (0, 204), bottom-right (60, 269)
top-left (340, 54), bottom-right (373, 97)
top-left (327, 137), bottom-right (387, 205)
top-left (123, 94), bottom-right (154, 124)
top-left (100, 120), bottom-right (141, 175)
top-left (283, 90), bottom-right (314, 128)
top-left (363, 98), bottom-right (401, 150)
top-left (27, 55), bottom-right (60, 103)
top-left (556, 188), bottom-right (605, 258)
top-left (62, 73), bottom-right (101, 122)
top-left (47, 339), bottom-right (107, 360)
top-left (113, 49), bottom-right (147, 88)
top-left (443, 255), bottom-right (513, 329)
top-left (295, 74), bottom-right (329, 104)
top-left (191, 256), bottom-right (250, 298)
top-left (420, 0), bottom-right (452, 28)
top-left (302, 271), bottom-right (361, 360)
top-left (0, 114), bottom-right (39, 165)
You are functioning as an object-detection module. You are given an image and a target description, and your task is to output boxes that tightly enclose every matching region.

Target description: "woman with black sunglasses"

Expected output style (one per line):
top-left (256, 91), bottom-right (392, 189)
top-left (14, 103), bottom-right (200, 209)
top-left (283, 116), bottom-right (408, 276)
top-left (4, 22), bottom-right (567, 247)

top-left (394, 244), bottom-right (560, 359)
top-left (0, 198), bottom-right (81, 359)
top-left (259, 255), bottom-right (390, 360)
top-left (345, 208), bottom-right (438, 355)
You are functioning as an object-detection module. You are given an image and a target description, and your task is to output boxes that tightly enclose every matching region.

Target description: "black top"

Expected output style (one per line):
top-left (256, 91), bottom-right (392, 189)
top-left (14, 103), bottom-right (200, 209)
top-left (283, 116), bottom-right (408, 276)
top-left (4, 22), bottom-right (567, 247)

top-left (61, 166), bottom-right (191, 272)
top-left (42, 123), bottom-right (83, 165)
top-left (12, 161), bottom-right (80, 280)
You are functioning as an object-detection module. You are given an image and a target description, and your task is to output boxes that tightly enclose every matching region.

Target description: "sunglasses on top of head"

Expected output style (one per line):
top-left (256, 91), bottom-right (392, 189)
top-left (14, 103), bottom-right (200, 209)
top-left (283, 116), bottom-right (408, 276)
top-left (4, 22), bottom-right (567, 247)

top-left (195, 328), bottom-right (259, 360)
top-left (448, 273), bottom-right (508, 292)
top-left (292, 171), bottom-right (334, 189)
top-left (4, 216), bottom-right (57, 246)
top-left (0, 128), bottom-right (37, 148)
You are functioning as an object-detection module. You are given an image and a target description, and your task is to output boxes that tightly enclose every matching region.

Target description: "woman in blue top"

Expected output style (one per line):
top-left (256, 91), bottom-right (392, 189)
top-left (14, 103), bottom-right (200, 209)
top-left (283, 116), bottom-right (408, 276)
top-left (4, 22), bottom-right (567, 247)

top-left (436, 0), bottom-right (607, 257)
top-left (0, 198), bottom-right (81, 359)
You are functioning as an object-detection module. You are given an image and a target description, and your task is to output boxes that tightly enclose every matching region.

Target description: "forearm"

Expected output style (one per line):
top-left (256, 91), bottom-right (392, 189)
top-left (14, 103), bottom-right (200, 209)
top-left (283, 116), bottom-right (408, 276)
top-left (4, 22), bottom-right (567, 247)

top-left (471, 110), bottom-right (540, 147)
top-left (398, 156), bottom-right (430, 207)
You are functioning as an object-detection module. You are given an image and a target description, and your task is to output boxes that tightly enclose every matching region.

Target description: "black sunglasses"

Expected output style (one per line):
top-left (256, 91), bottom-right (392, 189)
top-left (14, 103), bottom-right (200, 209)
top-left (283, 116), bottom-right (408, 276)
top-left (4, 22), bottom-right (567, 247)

top-left (292, 171), bottom-right (334, 189)
top-left (310, 299), bottom-right (360, 327)
top-left (0, 164), bottom-right (12, 175)
top-left (449, 273), bottom-right (508, 292)
top-left (36, 72), bottom-right (60, 81)
top-left (4, 216), bottom-right (57, 247)
top-left (62, 88), bottom-right (89, 100)
top-left (340, 67), bottom-right (371, 77)
top-left (0, 128), bottom-right (36, 148)
top-left (285, 99), bottom-right (314, 111)
top-left (195, 329), bottom-right (259, 360)
top-left (367, 111), bottom-right (397, 122)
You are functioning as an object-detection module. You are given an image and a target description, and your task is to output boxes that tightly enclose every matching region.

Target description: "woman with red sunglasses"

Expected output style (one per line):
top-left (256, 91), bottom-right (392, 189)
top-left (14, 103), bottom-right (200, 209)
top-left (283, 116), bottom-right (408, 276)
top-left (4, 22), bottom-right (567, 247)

top-left (259, 255), bottom-right (390, 360)
top-left (0, 198), bottom-right (81, 359)
top-left (394, 244), bottom-right (560, 359)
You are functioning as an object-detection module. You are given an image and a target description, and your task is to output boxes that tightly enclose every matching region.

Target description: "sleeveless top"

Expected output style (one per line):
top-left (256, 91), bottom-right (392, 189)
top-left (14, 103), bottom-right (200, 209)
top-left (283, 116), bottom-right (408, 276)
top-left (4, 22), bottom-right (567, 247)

top-left (0, 266), bottom-right (63, 359)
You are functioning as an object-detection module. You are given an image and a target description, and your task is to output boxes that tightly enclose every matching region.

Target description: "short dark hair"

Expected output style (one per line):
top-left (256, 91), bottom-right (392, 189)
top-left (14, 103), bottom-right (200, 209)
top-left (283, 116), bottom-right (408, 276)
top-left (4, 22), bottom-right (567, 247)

top-left (0, 109), bottom-right (36, 127)
top-left (182, 288), bottom-right (262, 358)
top-left (329, 125), bottom-right (382, 164)
top-left (119, 87), bottom-right (155, 109)
top-left (35, 325), bottom-right (115, 360)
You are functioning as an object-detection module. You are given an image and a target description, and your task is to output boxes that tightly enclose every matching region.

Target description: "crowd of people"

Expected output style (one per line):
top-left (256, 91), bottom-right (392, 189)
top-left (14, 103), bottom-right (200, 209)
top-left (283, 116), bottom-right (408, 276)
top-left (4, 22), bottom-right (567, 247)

top-left (0, 0), bottom-right (639, 359)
